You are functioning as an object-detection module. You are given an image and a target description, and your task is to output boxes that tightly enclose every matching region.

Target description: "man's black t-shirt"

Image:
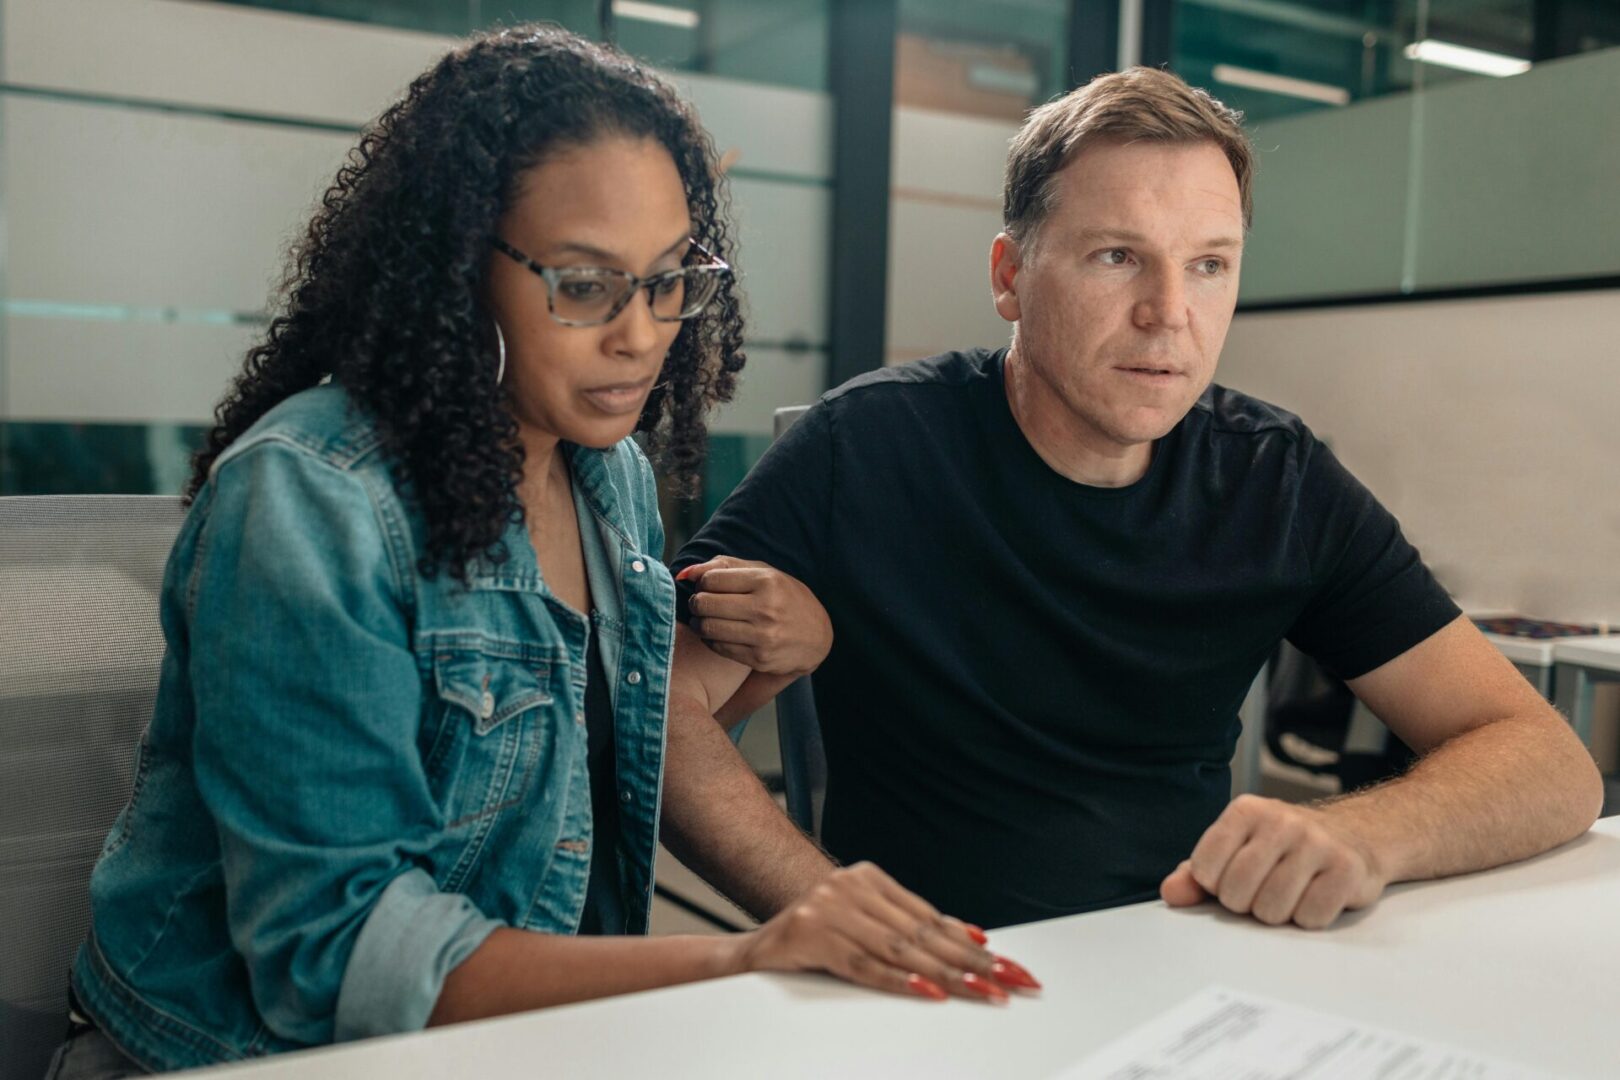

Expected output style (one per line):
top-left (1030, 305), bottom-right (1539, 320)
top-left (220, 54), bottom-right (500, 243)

top-left (674, 348), bottom-right (1459, 929)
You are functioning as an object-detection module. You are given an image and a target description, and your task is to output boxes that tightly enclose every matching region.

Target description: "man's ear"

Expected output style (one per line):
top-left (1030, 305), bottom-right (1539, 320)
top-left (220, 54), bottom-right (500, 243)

top-left (990, 232), bottom-right (1023, 323)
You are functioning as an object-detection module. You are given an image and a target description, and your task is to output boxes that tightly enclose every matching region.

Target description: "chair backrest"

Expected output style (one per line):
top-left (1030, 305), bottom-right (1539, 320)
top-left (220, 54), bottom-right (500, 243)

top-left (0, 495), bottom-right (185, 1080)
top-left (770, 407), bottom-right (826, 837)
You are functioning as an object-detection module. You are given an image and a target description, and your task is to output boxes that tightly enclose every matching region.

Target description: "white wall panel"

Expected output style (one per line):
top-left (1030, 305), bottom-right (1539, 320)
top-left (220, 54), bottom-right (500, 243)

top-left (708, 346), bottom-right (824, 435)
top-left (886, 108), bottom-right (1017, 364)
top-left (886, 199), bottom-right (1009, 363)
top-left (677, 73), bottom-right (833, 182)
top-left (891, 107), bottom-right (1015, 199)
top-left (6, 315), bottom-right (255, 423)
top-left (1221, 289), bottom-right (1620, 623)
top-left (5, 96), bottom-right (354, 311)
top-left (725, 178), bottom-right (830, 347)
top-left (4, 0), bottom-right (445, 126)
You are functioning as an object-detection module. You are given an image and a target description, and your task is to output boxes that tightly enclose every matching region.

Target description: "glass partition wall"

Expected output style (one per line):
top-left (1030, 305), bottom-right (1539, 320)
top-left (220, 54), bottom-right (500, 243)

top-left (1172, 0), bottom-right (1620, 304)
top-left (3, 0), bottom-right (1614, 493)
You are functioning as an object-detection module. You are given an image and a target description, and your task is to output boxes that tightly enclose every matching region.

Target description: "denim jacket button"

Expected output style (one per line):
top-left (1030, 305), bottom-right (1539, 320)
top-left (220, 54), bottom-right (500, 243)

top-left (625, 670), bottom-right (642, 685)
top-left (479, 690), bottom-right (495, 719)
top-left (631, 558), bottom-right (646, 573)
top-left (620, 789), bottom-right (632, 804)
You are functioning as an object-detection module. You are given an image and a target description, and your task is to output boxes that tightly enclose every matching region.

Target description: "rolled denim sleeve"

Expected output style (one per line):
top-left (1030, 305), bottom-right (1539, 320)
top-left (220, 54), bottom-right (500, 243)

top-left (189, 442), bottom-right (502, 1046)
top-left (333, 869), bottom-right (498, 1039)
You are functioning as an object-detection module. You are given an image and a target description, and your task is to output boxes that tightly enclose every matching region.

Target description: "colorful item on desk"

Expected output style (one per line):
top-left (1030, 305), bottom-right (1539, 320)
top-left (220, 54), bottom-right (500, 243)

top-left (1471, 616), bottom-right (1603, 640)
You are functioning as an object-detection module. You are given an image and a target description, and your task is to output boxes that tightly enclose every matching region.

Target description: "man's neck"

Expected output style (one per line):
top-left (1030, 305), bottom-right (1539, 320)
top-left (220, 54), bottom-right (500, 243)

top-left (1002, 346), bottom-right (1152, 488)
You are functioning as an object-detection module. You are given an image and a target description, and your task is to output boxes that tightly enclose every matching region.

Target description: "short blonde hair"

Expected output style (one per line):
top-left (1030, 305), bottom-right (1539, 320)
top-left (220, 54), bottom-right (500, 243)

top-left (1003, 66), bottom-right (1254, 244)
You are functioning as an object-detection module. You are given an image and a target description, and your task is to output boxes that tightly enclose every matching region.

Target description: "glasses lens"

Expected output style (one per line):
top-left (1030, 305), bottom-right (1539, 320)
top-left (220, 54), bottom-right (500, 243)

top-left (647, 270), bottom-right (690, 321)
top-left (552, 270), bottom-right (633, 324)
top-left (672, 268), bottom-right (722, 320)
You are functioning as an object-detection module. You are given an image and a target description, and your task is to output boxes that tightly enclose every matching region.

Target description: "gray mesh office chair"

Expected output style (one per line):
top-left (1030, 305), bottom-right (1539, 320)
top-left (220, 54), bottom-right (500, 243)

top-left (0, 495), bottom-right (185, 1080)
top-left (770, 407), bottom-right (827, 837)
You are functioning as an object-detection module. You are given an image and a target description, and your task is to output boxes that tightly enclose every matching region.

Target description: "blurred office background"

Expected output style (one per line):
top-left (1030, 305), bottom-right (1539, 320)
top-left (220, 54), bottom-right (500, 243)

top-left (2, 0), bottom-right (1617, 923)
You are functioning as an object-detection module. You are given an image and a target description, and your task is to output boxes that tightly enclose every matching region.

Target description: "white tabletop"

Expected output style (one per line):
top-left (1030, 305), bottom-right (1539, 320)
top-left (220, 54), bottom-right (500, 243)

top-left (198, 818), bottom-right (1620, 1079)
top-left (1554, 635), bottom-right (1620, 672)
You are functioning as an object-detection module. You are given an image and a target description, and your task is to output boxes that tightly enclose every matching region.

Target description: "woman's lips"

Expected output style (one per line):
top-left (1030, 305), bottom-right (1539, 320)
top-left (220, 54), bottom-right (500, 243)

top-left (581, 377), bottom-right (655, 415)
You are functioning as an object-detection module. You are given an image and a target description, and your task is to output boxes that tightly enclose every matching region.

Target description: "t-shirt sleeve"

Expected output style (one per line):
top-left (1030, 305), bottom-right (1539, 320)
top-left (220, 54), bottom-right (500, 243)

top-left (1286, 438), bottom-right (1461, 680)
top-left (670, 400), bottom-right (834, 622)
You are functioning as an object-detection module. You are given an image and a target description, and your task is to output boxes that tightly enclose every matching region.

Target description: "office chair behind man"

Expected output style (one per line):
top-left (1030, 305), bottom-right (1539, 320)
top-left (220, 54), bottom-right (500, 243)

top-left (770, 405), bottom-right (827, 837)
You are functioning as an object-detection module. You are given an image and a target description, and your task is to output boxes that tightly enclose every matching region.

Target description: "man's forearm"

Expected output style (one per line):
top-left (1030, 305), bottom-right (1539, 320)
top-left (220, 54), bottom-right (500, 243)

top-left (1320, 709), bottom-right (1602, 885)
top-left (660, 690), bottom-right (836, 920)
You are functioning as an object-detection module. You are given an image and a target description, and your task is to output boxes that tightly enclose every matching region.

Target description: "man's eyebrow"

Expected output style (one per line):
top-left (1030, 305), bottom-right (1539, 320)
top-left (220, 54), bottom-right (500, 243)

top-left (544, 234), bottom-right (691, 264)
top-left (1074, 228), bottom-right (1244, 250)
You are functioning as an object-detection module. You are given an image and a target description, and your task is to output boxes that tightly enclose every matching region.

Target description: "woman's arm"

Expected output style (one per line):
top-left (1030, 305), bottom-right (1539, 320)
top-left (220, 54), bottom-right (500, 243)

top-left (677, 556), bottom-right (833, 728)
top-left (431, 861), bottom-right (1033, 1024)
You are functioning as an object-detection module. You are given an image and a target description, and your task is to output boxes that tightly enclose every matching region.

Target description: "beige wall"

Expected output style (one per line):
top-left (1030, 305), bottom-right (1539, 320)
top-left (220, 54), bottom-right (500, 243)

top-left (1220, 288), bottom-right (1620, 626)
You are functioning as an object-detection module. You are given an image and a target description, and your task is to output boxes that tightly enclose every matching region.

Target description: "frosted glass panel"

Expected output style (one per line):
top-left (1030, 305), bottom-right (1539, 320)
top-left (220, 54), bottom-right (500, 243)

top-left (4, 96), bottom-right (353, 312)
top-left (1238, 47), bottom-right (1620, 303)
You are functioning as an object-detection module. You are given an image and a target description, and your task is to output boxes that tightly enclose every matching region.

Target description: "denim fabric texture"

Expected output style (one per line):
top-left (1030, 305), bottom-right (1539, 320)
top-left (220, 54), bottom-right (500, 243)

top-left (70, 385), bottom-right (677, 1072)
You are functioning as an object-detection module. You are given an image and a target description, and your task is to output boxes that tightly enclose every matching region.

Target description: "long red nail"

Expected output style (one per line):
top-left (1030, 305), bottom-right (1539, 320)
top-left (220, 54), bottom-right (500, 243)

top-left (907, 973), bottom-right (948, 1001)
top-left (961, 972), bottom-right (1009, 1003)
top-left (991, 957), bottom-right (1042, 991)
top-left (675, 565), bottom-right (700, 581)
top-left (964, 923), bottom-right (989, 946)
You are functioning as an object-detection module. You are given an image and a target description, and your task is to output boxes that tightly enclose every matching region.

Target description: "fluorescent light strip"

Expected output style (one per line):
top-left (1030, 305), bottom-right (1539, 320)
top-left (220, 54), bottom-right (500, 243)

top-left (612, 1), bottom-right (699, 29)
top-left (1403, 39), bottom-right (1530, 77)
top-left (1212, 64), bottom-right (1350, 106)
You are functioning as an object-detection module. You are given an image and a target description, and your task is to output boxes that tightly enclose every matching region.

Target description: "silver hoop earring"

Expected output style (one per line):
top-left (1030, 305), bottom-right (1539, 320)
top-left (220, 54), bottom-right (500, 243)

top-left (492, 319), bottom-right (506, 386)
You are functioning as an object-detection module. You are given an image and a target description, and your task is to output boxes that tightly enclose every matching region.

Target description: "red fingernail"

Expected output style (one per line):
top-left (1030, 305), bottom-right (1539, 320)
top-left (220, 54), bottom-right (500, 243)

top-left (675, 566), bottom-right (699, 581)
top-left (965, 923), bottom-right (989, 946)
top-left (907, 973), bottom-right (948, 1001)
top-left (961, 972), bottom-right (1009, 1003)
top-left (991, 957), bottom-right (1042, 991)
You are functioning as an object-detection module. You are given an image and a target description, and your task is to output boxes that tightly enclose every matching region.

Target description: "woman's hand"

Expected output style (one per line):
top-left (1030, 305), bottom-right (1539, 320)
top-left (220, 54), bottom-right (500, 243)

top-left (725, 862), bottom-right (1041, 1004)
top-left (677, 556), bottom-right (833, 677)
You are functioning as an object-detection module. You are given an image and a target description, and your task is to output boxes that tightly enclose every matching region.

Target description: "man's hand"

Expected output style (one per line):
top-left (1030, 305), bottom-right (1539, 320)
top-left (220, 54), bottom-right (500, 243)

top-left (1159, 795), bottom-right (1387, 929)
top-left (677, 556), bottom-right (832, 677)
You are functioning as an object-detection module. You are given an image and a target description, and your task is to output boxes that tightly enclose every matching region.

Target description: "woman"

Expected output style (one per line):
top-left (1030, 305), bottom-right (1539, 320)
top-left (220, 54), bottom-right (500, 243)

top-left (51, 26), bottom-right (1025, 1079)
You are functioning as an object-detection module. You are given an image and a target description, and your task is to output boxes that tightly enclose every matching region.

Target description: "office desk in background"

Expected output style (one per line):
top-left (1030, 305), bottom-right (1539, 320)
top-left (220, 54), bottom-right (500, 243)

top-left (1555, 636), bottom-right (1620, 747)
top-left (197, 818), bottom-right (1620, 1080)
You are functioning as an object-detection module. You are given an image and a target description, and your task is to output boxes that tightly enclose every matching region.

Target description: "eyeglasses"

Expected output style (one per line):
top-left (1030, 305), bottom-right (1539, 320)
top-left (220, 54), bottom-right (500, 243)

top-left (492, 237), bottom-right (732, 327)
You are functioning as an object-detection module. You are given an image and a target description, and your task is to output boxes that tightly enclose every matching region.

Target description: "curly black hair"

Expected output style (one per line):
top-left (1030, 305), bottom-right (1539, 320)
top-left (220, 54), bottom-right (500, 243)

top-left (186, 24), bottom-right (746, 581)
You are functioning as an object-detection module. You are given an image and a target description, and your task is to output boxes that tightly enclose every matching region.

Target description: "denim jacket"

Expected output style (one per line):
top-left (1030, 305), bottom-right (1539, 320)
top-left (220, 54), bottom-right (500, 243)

top-left (71, 385), bottom-right (677, 1072)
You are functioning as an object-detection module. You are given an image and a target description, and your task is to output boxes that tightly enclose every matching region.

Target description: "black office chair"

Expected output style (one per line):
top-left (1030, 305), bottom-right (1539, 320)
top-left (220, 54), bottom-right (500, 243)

top-left (769, 406), bottom-right (828, 838)
top-left (0, 495), bottom-right (185, 1080)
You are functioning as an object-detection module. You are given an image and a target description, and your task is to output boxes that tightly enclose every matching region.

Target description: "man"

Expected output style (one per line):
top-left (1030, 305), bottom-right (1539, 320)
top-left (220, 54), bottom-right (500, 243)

top-left (661, 66), bottom-right (1602, 933)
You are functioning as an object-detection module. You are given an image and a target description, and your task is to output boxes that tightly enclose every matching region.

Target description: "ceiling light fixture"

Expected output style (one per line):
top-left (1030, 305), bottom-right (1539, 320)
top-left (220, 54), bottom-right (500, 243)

top-left (612, 1), bottom-right (699, 30)
top-left (1403, 39), bottom-right (1530, 77)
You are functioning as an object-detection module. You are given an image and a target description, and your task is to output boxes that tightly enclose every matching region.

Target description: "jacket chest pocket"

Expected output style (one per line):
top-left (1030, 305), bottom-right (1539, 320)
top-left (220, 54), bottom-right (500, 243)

top-left (421, 648), bottom-right (564, 829)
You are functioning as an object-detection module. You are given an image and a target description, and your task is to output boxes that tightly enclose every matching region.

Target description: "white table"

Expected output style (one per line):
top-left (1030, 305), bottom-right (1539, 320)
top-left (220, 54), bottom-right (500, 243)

top-left (199, 818), bottom-right (1620, 1079)
top-left (1555, 636), bottom-right (1620, 745)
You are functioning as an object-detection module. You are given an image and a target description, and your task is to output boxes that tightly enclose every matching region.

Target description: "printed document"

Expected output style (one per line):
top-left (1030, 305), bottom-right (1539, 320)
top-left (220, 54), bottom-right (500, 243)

top-left (1053, 985), bottom-right (1556, 1079)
